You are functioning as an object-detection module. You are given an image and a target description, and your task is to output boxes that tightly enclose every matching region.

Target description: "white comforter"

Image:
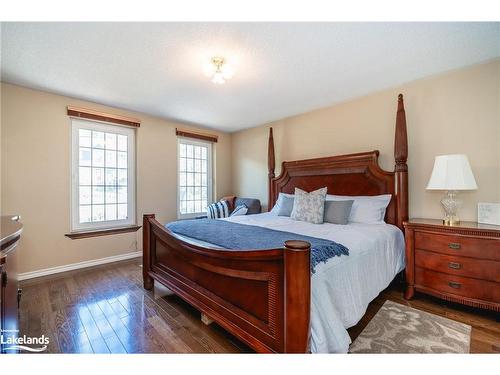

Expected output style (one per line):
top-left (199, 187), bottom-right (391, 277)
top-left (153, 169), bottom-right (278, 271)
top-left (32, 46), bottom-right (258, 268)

top-left (181, 213), bottom-right (405, 353)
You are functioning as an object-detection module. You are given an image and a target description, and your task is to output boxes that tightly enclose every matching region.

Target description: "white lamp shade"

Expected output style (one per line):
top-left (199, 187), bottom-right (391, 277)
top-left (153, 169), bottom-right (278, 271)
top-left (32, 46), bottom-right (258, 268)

top-left (426, 154), bottom-right (478, 190)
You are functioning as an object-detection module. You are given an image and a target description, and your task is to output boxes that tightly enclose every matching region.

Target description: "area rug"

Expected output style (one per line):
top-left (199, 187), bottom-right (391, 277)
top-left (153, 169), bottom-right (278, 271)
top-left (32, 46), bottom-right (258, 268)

top-left (349, 300), bottom-right (471, 353)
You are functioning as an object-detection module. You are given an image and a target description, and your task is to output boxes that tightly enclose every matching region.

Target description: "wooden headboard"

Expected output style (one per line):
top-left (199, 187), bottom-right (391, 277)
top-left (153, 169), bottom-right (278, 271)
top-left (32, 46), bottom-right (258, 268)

top-left (268, 94), bottom-right (409, 230)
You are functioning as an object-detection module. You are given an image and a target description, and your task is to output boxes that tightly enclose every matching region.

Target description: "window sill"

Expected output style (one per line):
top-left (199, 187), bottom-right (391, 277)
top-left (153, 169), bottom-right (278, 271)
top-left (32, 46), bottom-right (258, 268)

top-left (65, 225), bottom-right (141, 240)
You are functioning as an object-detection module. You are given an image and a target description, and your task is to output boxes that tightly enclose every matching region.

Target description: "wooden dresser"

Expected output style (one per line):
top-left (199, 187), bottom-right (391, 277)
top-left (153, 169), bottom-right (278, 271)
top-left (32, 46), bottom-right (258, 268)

top-left (0, 215), bottom-right (23, 353)
top-left (403, 219), bottom-right (499, 312)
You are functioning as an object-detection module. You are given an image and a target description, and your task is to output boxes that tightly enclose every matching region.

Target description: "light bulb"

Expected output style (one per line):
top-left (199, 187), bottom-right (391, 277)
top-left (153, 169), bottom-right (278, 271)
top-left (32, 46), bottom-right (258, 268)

top-left (203, 62), bottom-right (216, 78)
top-left (211, 72), bottom-right (225, 84)
top-left (204, 56), bottom-right (235, 84)
top-left (221, 65), bottom-right (234, 80)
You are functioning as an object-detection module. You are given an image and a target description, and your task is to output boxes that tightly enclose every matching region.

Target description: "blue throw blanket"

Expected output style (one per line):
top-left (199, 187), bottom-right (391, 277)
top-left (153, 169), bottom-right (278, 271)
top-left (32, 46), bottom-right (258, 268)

top-left (165, 219), bottom-right (349, 273)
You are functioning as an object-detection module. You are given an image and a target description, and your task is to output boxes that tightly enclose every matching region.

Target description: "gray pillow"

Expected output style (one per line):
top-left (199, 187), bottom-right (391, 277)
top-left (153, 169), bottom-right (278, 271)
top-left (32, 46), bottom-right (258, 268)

top-left (235, 197), bottom-right (261, 214)
top-left (277, 196), bottom-right (295, 216)
top-left (324, 200), bottom-right (354, 225)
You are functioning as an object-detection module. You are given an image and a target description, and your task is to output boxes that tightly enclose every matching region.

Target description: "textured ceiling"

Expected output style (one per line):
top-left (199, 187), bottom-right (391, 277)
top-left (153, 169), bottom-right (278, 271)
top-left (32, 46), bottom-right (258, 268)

top-left (1, 22), bottom-right (499, 132)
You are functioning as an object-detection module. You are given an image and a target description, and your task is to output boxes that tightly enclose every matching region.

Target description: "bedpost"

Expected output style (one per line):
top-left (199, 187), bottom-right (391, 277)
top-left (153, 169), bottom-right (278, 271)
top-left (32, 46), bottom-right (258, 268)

top-left (283, 240), bottom-right (311, 353)
top-left (143, 213), bottom-right (155, 290)
top-left (268, 127), bottom-right (276, 210)
top-left (394, 94), bottom-right (409, 230)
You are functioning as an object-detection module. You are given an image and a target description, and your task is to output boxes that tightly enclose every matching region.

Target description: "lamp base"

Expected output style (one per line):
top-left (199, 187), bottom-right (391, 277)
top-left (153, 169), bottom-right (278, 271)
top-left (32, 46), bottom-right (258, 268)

top-left (441, 191), bottom-right (462, 226)
top-left (443, 217), bottom-right (460, 226)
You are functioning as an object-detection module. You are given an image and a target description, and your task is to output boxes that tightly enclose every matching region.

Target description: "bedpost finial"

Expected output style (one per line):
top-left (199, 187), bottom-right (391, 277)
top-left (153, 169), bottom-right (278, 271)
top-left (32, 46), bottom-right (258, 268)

top-left (397, 94), bottom-right (405, 111)
top-left (394, 93), bottom-right (409, 230)
top-left (394, 93), bottom-right (408, 168)
top-left (268, 127), bottom-right (275, 178)
top-left (268, 127), bottom-right (276, 210)
top-left (284, 240), bottom-right (310, 251)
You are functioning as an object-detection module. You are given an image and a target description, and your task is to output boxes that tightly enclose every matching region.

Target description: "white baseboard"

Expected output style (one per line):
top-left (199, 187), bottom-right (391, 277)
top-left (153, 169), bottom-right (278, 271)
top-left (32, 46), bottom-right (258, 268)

top-left (18, 251), bottom-right (142, 281)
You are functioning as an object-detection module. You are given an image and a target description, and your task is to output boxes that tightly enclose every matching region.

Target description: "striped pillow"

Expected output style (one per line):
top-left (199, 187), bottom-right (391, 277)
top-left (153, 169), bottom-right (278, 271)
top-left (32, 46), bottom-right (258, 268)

top-left (207, 200), bottom-right (230, 219)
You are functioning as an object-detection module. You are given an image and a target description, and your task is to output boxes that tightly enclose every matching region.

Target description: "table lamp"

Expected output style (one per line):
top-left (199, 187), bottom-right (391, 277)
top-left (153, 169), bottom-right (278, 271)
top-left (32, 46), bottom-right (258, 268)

top-left (426, 154), bottom-right (478, 226)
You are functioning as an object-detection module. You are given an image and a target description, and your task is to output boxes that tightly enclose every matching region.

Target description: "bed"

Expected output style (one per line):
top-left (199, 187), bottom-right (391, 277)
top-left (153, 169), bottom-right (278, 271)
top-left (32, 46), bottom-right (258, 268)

top-left (142, 94), bottom-right (409, 353)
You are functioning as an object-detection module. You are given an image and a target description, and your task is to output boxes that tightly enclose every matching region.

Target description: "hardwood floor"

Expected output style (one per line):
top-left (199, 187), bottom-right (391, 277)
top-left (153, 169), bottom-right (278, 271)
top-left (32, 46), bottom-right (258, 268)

top-left (19, 259), bottom-right (250, 353)
top-left (19, 259), bottom-right (499, 354)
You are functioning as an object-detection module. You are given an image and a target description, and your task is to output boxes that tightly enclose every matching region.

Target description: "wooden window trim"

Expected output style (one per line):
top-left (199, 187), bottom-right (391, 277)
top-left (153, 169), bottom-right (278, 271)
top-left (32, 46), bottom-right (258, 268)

top-left (176, 128), bottom-right (218, 143)
top-left (65, 225), bottom-right (141, 240)
top-left (67, 106), bottom-right (141, 128)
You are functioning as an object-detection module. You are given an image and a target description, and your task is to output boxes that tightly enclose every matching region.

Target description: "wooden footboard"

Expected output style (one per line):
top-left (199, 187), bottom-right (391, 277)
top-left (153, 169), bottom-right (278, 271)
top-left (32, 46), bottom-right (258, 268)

top-left (142, 214), bottom-right (311, 353)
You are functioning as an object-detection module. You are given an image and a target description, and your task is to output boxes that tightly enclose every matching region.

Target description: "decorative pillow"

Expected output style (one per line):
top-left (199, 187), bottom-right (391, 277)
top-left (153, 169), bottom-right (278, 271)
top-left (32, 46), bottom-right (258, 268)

top-left (230, 204), bottom-right (248, 217)
top-left (235, 198), bottom-right (261, 214)
top-left (277, 196), bottom-right (295, 216)
top-left (220, 195), bottom-right (236, 212)
top-left (290, 187), bottom-right (327, 224)
top-left (269, 192), bottom-right (294, 214)
top-left (207, 200), bottom-right (230, 219)
top-left (326, 194), bottom-right (392, 224)
top-left (323, 200), bottom-right (354, 225)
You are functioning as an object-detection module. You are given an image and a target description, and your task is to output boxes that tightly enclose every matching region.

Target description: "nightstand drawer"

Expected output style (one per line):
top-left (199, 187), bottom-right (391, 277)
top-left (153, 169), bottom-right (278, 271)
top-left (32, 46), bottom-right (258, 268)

top-left (415, 231), bottom-right (500, 260)
top-left (415, 249), bottom-right (500, 282)
top-left (415, 267), bottom-right (500, 302)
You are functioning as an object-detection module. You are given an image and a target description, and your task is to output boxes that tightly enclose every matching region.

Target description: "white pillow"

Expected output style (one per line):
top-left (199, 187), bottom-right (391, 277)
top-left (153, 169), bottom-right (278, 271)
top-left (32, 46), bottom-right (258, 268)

top-left (230, 204), bottom-right (248, 216)
top-left (326, 194), bottom-right (392, 224)
top-left (269, 192), bottom-right (294, 214)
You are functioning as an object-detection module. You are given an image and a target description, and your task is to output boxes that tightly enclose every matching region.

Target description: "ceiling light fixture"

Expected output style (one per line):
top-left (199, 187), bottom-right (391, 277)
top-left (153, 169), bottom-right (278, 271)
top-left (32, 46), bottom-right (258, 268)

top-left (203, 57), bottom-right (234, 84)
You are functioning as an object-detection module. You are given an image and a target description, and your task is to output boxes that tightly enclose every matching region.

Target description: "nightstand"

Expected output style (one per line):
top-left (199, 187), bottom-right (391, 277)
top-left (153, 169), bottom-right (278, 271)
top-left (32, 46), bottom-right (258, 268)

top-left (403, 219), bottom-right (500, 312)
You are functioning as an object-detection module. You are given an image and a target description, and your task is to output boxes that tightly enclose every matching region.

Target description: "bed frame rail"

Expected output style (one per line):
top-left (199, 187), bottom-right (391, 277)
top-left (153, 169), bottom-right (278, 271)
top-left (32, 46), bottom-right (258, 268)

top-left (142, 214), bottom-right (311, 353)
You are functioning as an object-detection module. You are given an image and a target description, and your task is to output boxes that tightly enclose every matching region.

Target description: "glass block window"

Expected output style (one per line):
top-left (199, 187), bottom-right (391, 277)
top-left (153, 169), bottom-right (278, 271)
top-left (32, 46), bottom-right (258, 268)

top-left (178, 138), bottom-right (213, 218)
top-left (71, 119), bottom-right (135, 231)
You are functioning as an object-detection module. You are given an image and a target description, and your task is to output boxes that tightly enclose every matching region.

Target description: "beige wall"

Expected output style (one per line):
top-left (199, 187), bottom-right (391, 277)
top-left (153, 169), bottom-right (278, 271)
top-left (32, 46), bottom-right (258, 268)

top-left (232, 59), bottom-right (500, 221)
top-left (1, 83), bottom-right (232, 274)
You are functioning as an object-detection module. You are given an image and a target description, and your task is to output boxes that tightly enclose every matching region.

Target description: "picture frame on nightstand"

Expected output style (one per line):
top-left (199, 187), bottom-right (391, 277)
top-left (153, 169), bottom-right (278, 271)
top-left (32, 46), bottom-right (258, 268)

top-left (478, 202), bottom-right (500, 226)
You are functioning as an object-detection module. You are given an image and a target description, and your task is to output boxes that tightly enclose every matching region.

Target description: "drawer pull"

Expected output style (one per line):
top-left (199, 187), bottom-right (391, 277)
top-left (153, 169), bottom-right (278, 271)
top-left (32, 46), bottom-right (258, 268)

top-left (448, 243), bottom-right (461, 250)
top-left (448, 262), bottom-right (462, 269)
top-left (448, 281), bottom-right (461, 289)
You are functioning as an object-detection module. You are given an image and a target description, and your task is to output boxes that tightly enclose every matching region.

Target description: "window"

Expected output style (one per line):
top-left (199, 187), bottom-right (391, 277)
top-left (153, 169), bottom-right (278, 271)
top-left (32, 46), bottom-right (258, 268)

top-left (178, 138), bottom-right (213, 218)
top-left (71, 118), bottom-right (136, 231)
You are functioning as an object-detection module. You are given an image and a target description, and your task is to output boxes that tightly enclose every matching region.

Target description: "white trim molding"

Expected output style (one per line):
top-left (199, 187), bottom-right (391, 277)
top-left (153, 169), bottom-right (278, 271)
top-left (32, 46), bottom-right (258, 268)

top-left (70, 118), bottom-right (137, 232)
top-left (18, 251), bottom-right (141, 281)
top-left (176, 137), bottom-right (213, 219)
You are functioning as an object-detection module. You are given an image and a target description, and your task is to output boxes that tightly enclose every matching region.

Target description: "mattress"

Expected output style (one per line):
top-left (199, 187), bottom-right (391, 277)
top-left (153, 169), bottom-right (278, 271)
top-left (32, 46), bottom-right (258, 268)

top-left (174, 212), bottom-right (406, 353)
